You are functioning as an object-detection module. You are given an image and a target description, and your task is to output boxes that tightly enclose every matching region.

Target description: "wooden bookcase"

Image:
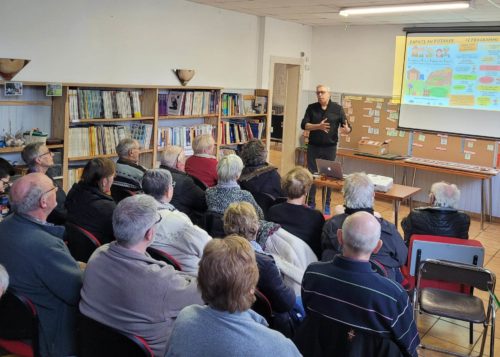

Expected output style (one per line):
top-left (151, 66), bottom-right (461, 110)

top-left (0, 83), bottom-right (272, 191)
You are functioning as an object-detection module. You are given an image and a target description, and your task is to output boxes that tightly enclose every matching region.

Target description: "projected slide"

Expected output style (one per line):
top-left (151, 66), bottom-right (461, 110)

top-left (402, 35), bottom-right (500, 111)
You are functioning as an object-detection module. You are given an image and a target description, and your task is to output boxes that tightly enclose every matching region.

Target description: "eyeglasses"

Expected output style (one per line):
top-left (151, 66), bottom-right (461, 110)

top-left (41, 185), bottom-right (58, 197)
top-left (316, 91), bottom-right (328, 95)
top-left (147, 213), bottom-right (163, 231)
top-left (37, 151), bottom-right (53, 159)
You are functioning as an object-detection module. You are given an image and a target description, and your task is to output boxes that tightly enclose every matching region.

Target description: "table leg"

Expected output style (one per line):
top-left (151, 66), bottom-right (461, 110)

top-left (394, 200), bottom-right (400, 228)
top-left (411, 168), bottom-right (417, 187)
top-left (481, 178), bottom-right (485, 230)
top-left (322, 186), bottom-right (327, 213)
top-left (489, 177), bottom-right (493, 223)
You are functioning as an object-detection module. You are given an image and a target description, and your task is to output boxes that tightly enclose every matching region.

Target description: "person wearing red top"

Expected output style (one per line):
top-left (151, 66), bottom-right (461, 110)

top-left (185, 134), bottom-right (218, 187)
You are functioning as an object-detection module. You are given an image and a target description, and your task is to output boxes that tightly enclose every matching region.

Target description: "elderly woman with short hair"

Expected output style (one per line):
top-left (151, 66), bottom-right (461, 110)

top-left (268, 166), bottom-right (325, 258)
top-left (205, 154), bottom-right (264, 219)
top-left (239, 139), bottom-right (283, 198)
top-left (142, 169), bottom-right (211, 276)
top-left (185, 134), bottom-right (218, 187)
top-left (66, 158), bottom-right (116, 243)
top-left (166, 235), bottom-right (301, 357)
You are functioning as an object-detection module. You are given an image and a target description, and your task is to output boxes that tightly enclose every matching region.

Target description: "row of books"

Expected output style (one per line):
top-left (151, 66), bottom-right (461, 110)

top-left (68, 167), bottom-right (84, 187)
top-left (221, 93), bottom-right (268, 116)
top-left (158, 124), bottom-right (214, 153)
top-left (67, 123), bottom-right (152, 158)
top-left (158, 90), bottom-right (219, 116)
top-left (220, 120), bottom-right (264, 145)
top-left (69, 89), bottom-right (142, 121)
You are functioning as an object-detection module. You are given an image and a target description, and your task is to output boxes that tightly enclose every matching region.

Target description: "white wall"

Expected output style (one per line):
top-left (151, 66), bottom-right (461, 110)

top-left (1, 0), bottom-right (262, 88)
top-left (311, 25), bottom-right (404, 95)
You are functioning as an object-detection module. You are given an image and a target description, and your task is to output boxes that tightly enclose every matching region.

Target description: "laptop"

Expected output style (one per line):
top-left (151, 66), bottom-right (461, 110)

top-left (315, 159), bottom-right (344, 179)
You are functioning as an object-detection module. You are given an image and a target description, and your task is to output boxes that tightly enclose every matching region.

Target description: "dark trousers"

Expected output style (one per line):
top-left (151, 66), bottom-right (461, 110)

top-left (307, 144), bottom-right (337, 206)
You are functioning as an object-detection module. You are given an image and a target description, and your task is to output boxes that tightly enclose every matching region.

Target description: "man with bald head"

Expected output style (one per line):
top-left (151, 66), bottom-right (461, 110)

top-left (301, 84), bottom-right (351, 214)
top-left (295, 212), bottom-right (419, 356)
top-left (0, 173), bottom-right (83, 357)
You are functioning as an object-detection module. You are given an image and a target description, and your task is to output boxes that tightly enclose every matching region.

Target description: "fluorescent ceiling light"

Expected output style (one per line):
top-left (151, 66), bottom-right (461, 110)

top-left (339, 1), bottom-right (470, 16)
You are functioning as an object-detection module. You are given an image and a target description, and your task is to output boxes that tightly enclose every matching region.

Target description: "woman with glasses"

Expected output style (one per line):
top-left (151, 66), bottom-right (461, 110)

top-left (65, 158), bottom-right (117, 244)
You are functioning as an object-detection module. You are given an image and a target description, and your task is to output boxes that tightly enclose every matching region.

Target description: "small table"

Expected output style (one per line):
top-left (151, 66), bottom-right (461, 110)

top-left (313, 178), bottom-right (422, 227)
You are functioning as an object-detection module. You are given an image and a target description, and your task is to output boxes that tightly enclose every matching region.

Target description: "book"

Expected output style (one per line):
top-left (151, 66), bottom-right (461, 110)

top-left (167, 91), bottom-right (185, 116)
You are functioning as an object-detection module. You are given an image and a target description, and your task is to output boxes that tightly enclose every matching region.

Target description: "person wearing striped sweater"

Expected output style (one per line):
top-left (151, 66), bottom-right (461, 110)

top-left (295, 211), bottom-right (419, 357)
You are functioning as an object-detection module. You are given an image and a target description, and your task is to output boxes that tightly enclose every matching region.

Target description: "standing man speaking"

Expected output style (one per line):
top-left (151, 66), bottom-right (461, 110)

top-left (301, 85), bottom-right (351, 215)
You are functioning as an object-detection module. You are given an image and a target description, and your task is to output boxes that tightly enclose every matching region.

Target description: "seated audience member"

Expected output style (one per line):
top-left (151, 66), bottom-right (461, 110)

top-left (80, 194), bottom-right (203, 356)
top-left (65, 158), bottom-right (116, 244)
top-left (268, 166), bottom-right (324, 258)
top-left (0, 167), bottom-right (12, 220)
top-left (22, 142), bottom-right (67, 225)
top-left (224, 202), bottom-right (299, 328)
top-left (206, 154), bottom-right (264, 219)
top-left (0, 173), bottom-right (83, 356)
top-left (142, 169), bottom-right (212, 276)
top-left (166, 235), bottom-right (301, 357)
top-left (0, 264), bottom-right (8, 297)
top-left (112, 138), bottom-right (146, 196)
top-left (295, 212), bottom-right (419, 357)
top-left (321, 172), bottom-right (407, 282)
top-left (402, 181), bottom-right (470, 245)
top-left (159, 146), bottom-right (207, 221)
top-left (239, 139), bottom-right (283, 198)
top-left (185, 134), bottom-right (218, 187)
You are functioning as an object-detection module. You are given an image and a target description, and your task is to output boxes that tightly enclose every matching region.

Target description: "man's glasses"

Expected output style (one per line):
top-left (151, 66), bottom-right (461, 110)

top-left (37, 151), bottom-right (53, 159)
top-left (148, 213), bottom-right (163, 231)
top-left (316, 91), bottom-right (327, 95)
top-left (41, 185), bottom-right (58, 197)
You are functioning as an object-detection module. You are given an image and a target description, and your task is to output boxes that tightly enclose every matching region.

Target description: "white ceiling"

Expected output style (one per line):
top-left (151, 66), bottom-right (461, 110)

top-left (187, 0), bottom-right (500, 26)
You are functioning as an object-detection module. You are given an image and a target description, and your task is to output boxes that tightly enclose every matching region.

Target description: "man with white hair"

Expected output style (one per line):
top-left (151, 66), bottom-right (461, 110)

top-left (401, 181), bottom-right (470, 245)
top-left (79, 194), bottom-right (203, 356)
top-left (301, 84), bottom-right (351, 214)
top-left (0, 264), bottom-right (8, 297)
top-left (111, 138), bottom-right (146, 201)
top-left (159, 146), bottom-right (207, 222)
top-left (142, 169), bottom-right (211, 276)
top-left (295, 212), bottom-right (419, 357)
top-left (321, 172), bottom-right (407, 282)
top-left (0, 173), bottom-right (83, 356)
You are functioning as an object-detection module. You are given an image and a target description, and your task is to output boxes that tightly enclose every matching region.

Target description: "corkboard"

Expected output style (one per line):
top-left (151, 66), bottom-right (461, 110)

top-left (338, 94), bottom-right (498, 168)
top-left (339, 95), bottom-right (411, 156)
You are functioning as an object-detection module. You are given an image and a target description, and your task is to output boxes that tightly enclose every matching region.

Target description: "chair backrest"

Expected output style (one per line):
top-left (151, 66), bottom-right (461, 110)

top-left (79, 314), bottom-right (154, 357)
top-left (188, 174), bottom-right (208, 191)
top-left (146, 247), bottom-right (182, 271)
top-left (203, 211), bottom-right (225, 238)
top-left (408, 235), bottom-right (484, 277)
top-left (294, 312), bottom-right (404, 357)
top-left (251, 191), bottom-right (276, 219)
top-left (65, 222), bottom-right (102, 263)
top-left (0, 290), bottom-right (39, 357)
top-left (251, 289), bottom-right (274, 326)
top-left (110, 185), bottom-right (137, 203)
top-left (418, 259), bottom-right (495, 292)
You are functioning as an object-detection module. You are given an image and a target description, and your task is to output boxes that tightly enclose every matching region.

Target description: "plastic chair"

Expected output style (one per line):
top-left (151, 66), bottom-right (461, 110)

top-left (204, 211), bottom-right (225, 238)
top-left (251, 191), bottom-right (276, 219)
top-left (415, 259), bottom-right (496, 357)
top-left (252, 289), bottom-right (274, 326)
top-left (188, 174), bottom-right (208, 191)
top-left (0, 290), bottom-right (39, 357)
top-left (110, 185), bottom-right (137, 203)
top-left (146, 247), bottom-right (182, 271)
top-left (65, 222), bottom-right (102, 263)
top-left (78, 313), bottom-right (154, 357)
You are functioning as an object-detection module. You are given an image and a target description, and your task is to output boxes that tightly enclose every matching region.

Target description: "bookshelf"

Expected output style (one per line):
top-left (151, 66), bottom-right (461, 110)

top-left (0, 83), bottom-right (273, 191)
top-left (219, 89), bottom-right (271, 155)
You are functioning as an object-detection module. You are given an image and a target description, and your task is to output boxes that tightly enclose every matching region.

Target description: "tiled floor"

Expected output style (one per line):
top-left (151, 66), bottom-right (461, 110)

top-left (270, 147), bottom-right (500, 356)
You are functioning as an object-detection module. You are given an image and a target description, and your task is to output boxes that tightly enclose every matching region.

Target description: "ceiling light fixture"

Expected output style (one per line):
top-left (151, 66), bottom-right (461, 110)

top-left (339, 1), bottom-right (471, 16)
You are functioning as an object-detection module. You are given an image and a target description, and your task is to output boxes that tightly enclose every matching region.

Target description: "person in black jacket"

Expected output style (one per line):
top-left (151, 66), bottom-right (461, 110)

top-left (239, 139), bottom-right (283, 198)
top-left (321, 172), bottom-right (407, 282)
top-left (268, 166), bottom-right (324, 258)
top-left (22, 142), bottom-right (67, 225)
top-left (223, 201), bottom-right (300, 337)
top-left (401, 181), bottom-right (470, 246)
top-left (301, 84), bottom-right (351, 213)
top-left (159, 146), bottom-right (207, 224)
top-left (65, 158), bottom-right (116, 244)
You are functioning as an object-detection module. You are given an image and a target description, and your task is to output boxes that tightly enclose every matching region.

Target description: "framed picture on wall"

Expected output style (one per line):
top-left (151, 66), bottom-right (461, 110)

top-left (46, 83), bottom-right (62, 96)
top-left (5, 81), bottom-right (23, 96)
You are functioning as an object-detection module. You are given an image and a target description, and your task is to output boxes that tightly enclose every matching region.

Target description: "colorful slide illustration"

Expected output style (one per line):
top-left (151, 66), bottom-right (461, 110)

top-left (402, 35), bottom-right (500, 111)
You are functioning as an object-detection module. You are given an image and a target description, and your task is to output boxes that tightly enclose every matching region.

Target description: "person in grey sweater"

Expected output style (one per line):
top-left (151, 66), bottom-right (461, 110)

top-left (166, 235), bottom-right (301, 357)
top-left (80, 194), bottom-right (203, 357)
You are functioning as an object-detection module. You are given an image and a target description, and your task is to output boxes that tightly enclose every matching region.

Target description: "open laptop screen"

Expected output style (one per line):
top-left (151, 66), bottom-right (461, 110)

top-left (315, 159), bottom-right (343, 179)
